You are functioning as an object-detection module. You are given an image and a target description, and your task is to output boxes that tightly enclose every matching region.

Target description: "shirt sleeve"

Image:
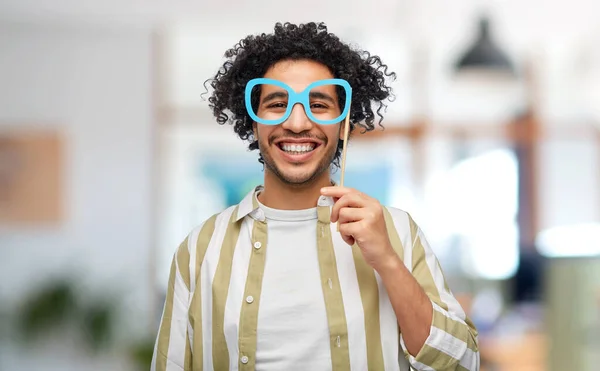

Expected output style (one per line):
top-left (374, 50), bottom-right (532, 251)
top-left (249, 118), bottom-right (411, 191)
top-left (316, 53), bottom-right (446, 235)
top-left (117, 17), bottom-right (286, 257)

top-left (401, 216), bottom-right (480, 371)
top-left (150, 237), bottom-right (193, 371)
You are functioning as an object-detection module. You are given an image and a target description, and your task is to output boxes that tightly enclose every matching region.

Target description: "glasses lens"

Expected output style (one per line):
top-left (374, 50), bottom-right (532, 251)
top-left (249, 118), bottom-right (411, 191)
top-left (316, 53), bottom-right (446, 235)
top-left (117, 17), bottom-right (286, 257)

top-left (251, 83), bottom-right (289, 123)
top-left (307, 84), bottom-right (345, 124)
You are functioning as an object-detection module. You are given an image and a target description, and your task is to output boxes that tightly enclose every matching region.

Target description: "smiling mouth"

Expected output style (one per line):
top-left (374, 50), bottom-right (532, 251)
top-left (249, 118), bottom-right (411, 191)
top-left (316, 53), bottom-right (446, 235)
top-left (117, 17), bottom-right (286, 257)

top-left (277, 142), bottom-right (319, 155)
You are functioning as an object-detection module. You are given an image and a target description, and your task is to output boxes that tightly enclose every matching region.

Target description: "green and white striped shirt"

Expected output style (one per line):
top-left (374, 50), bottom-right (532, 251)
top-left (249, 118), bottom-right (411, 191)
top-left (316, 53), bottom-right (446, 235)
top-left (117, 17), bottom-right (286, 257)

top-left (151, 186), bottom-right (480, 371)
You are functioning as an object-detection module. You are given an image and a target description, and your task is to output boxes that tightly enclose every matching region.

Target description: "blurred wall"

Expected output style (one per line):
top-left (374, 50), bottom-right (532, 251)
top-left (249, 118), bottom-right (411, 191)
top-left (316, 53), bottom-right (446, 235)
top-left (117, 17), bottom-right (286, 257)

top-left (0, 21), bottom-right (155, 370)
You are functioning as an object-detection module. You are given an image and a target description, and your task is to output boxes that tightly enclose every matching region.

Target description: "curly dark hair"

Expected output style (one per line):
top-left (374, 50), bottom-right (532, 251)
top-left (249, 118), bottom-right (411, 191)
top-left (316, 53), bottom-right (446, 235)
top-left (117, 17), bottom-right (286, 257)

top-left (204, 22), bottom-right (396, 168)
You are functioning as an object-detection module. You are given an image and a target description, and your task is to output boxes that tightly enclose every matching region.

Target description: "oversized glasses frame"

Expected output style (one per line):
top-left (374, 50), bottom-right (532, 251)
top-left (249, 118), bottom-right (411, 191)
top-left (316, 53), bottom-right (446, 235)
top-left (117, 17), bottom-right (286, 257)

top-left (244, 78), bottom-right (352, 125)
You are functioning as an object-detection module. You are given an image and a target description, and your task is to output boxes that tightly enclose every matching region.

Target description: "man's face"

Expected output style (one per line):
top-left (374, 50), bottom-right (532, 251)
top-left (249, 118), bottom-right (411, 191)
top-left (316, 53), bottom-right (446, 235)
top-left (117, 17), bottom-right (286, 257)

top-left (253, 59), bottom-right (343, 187)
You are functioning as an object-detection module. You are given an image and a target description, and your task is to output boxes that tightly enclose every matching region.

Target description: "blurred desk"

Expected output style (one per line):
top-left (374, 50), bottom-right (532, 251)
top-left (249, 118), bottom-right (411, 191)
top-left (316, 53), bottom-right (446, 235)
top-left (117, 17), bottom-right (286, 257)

top-left (545, 257), bottom-right (600, 371)
top-left (480, 331), bottom-right (546, 371)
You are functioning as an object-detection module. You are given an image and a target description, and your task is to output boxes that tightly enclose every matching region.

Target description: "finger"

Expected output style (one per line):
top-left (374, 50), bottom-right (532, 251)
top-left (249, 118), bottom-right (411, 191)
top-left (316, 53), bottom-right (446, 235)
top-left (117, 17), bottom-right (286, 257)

top-left (336, 207), bottom-right (364, 225)
top-left (330, 193), bottom-right (366, 223)
top-left (341, 234), bottom-right (355, 247)
top-left (338, 221), bottom-right (356, 246)
top-left (338, 221), bottom-right (364, 245)
top-left (320, 186), bottom-right (356, 198)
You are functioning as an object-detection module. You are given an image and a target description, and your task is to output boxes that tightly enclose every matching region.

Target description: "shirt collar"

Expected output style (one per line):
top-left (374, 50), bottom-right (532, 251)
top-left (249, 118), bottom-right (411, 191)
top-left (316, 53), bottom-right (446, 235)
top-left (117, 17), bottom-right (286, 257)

top-left (233, 183), bottom-right (336, 223)
top-left (234, 185), bottom-right (262, 222)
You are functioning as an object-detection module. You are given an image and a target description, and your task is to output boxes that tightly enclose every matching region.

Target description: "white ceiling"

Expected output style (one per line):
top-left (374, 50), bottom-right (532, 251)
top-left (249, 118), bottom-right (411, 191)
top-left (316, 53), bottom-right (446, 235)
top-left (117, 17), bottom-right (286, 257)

top-left (0, 0), bottom-right (406, 30)
top-left (1, 0), bottom-right (599, 51)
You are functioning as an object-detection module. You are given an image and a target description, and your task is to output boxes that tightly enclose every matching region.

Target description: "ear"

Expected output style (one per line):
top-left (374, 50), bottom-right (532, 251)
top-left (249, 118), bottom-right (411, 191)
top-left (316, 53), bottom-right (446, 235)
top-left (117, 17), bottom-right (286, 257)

top-left (252, 121), bottom-right (258, 138)
top-left (338, 121), bottom-right (347, 141)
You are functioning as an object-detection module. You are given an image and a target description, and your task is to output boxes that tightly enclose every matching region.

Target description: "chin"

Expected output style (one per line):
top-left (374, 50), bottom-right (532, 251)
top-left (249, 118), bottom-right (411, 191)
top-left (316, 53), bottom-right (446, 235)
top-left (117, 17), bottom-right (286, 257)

top-left (265, 157), bottom-right (330, 187)
top-left (273, 165), bottom-right (322, 186)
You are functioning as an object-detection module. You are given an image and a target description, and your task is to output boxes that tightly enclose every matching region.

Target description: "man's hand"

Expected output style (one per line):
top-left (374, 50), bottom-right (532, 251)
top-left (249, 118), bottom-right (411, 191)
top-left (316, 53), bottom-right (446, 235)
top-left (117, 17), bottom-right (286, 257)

top-left (322, 186), bottom-right (440, 359)
top-left (321, 186), bottom-right (398, 271)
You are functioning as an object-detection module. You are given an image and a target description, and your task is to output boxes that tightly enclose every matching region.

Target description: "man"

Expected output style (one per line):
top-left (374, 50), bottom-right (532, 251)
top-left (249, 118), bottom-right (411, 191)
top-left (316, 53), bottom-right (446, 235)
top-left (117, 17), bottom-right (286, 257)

top-left (152, 22), bottom-right (479, 371)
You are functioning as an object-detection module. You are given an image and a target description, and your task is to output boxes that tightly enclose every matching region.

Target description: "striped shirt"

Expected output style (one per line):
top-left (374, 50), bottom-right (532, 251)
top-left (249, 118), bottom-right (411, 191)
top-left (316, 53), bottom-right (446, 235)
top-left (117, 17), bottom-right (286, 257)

top-left (151, 185), bottom-right (480, 371)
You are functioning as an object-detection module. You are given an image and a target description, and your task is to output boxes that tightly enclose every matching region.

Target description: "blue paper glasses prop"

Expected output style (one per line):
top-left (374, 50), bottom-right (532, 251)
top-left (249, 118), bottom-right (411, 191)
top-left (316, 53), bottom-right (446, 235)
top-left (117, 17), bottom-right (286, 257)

top-left (244, 78), bottom-right (353, 189)
top-left (245, 78), bottom-right (352, 125)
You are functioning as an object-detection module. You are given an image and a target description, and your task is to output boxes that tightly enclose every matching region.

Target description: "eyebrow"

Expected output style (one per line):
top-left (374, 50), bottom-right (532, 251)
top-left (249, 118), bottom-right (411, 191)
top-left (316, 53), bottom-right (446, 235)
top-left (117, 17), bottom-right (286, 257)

top-left (261, 91), bottom-right (288, 103)
top-left (309, 91), bottom-right (336, 104)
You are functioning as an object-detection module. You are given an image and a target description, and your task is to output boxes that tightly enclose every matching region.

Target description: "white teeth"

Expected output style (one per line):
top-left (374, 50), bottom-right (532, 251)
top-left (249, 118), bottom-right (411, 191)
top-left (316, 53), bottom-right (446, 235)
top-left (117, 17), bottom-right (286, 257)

top-left (281, 143), bottom-right (315, 153)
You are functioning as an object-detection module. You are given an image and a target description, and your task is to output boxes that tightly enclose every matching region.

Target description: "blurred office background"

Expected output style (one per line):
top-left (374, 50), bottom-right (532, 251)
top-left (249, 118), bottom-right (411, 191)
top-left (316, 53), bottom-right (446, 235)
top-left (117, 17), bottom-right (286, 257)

top-left (1, 1), bottom-right (599, 370)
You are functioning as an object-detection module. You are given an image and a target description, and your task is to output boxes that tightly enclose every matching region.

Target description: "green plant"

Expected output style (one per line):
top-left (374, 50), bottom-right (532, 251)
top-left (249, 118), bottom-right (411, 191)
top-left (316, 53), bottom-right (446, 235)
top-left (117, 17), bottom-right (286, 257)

top-left (128, 337), bottom-right (156, 371)
top-left (18, 279), bottom-right (77, 342)
top-left (13, 277), bottom-right (155, 368)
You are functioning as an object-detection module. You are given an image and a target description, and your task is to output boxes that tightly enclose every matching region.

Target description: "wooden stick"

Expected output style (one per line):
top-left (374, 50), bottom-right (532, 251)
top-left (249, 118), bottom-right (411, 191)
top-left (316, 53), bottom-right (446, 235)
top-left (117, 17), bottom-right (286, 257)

top-left (339, 108), bottom-right (351, 187)
top-left (337, 108), bottom-right (351, 232)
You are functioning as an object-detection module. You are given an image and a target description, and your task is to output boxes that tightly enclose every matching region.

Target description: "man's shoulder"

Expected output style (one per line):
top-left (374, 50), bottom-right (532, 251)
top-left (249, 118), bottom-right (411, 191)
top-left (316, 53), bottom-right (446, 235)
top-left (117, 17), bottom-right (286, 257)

top-left (382, 205), bottom-right (416, 230)
top-left (189, 204), bottom-right (240, 236)
top-left (381, 205), bottom-right (421, 250)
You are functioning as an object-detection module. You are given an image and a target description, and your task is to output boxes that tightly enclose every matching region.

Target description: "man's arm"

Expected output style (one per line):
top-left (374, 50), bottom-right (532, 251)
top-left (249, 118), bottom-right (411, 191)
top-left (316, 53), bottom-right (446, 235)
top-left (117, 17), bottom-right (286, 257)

top-left (377, 255), bottom-right (433, 356)
top-left (321, 186), bottom-right (479, 370)
top-left (150, 238), bottom-right (193, 371)
top-left (378, 215), bottom-right (480, 371)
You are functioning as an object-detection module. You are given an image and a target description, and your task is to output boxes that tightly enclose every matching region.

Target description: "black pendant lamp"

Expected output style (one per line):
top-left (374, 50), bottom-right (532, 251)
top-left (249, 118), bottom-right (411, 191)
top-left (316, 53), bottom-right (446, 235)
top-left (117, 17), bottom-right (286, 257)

top-left (455, 16), bottom-right (515, 75)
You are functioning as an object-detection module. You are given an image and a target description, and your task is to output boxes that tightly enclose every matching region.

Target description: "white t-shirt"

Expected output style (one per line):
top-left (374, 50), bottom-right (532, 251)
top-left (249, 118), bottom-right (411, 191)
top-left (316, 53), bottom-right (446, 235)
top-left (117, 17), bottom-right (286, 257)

top-left (255, 200), bottom-right (331, 370)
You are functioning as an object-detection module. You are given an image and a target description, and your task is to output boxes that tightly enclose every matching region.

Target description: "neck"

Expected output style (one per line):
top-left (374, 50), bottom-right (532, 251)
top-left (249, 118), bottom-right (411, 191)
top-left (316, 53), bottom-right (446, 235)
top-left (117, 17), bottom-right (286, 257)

top-left (258, 169), bottom-right (333, 210)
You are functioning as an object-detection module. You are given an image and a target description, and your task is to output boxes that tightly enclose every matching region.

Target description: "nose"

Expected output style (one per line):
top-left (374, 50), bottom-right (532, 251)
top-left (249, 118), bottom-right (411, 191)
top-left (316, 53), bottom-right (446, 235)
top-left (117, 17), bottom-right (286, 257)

top-left (281, 103), bottom-right (313, 133)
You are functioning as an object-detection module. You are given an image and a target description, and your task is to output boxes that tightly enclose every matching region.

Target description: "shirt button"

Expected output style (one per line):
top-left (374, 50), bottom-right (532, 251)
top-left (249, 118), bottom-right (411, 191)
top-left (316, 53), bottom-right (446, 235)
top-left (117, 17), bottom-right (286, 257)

top-left (246, 295), bottom-right (254, 304)
top-left (253, 241), bottom-right (261, 249)
top-left (241, 356), bottom-right (249, 364)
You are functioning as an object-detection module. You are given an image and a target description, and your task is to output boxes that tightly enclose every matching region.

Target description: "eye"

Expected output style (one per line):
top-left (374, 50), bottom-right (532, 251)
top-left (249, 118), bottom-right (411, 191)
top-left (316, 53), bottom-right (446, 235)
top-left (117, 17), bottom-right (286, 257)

top-left (266, 102), bottom-right (287, 109)
top-left (310, 103), bottom-right (329, 109)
